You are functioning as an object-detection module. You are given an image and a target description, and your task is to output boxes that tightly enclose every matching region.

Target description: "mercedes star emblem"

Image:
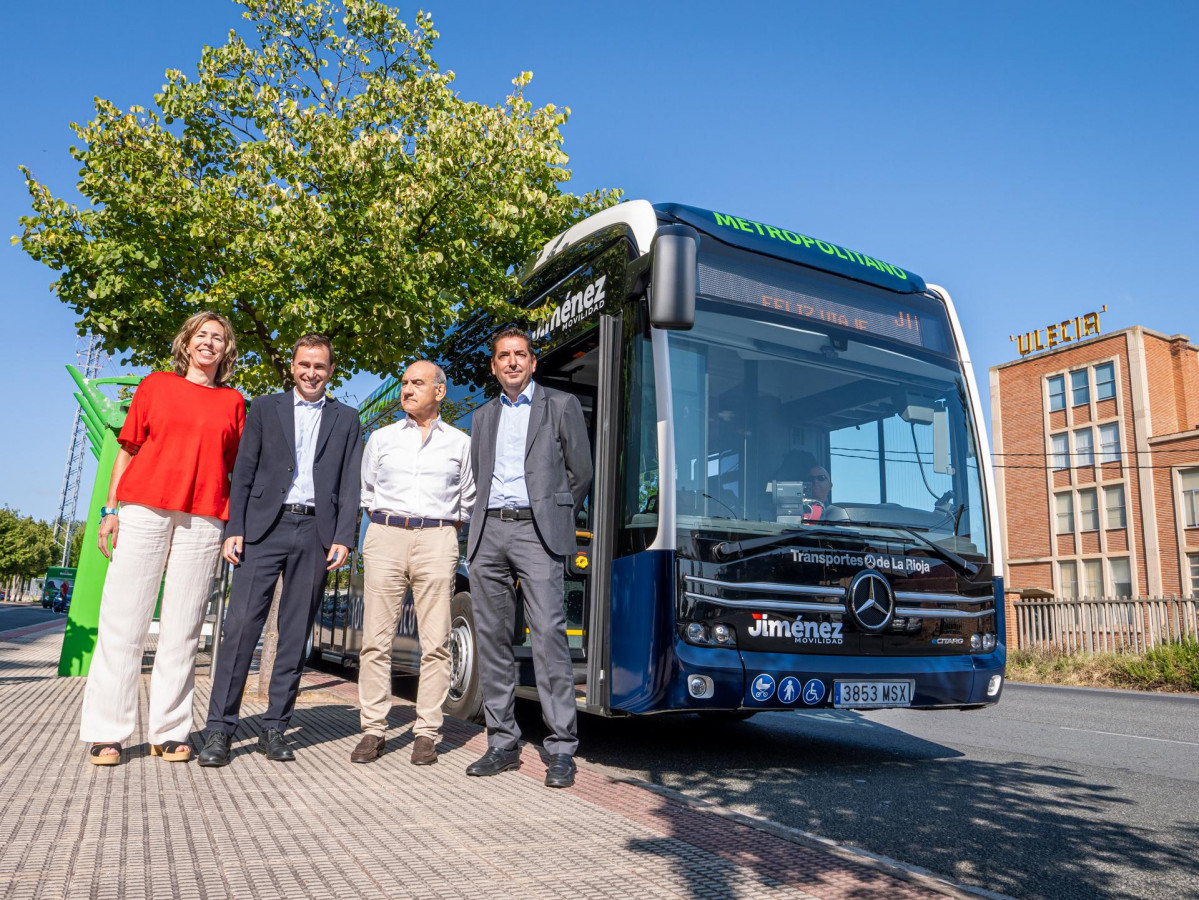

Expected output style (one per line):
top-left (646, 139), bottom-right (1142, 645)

top-left (847, 570), bottom-right (895, 633)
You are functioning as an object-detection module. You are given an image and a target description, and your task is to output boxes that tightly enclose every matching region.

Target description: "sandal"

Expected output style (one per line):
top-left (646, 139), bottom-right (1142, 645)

top-left (150, 741), bottom-right (193, 762)
top-left (89, 743), bottom-right (121, 766)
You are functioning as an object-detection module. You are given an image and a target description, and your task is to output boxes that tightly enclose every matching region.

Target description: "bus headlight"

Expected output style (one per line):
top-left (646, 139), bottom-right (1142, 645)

top-left (987, 674), bottom-right (1003, 697)
top-left (982, 632), bottom-right (996, 652)
top-left (686, 623), bottom-right (709, 644)
top-left (712, 623), bottom-right (734, 645)
top-left (688, 675), bottom-right (714, 698)
top-left (970, 633), bottom-right (982, 651)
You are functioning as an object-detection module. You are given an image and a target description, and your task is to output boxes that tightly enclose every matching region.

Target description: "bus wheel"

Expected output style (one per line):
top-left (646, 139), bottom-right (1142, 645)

top-left (443, 591), bottom-right (484, 724)
top-left (696, 710), bottom-right (757, 723)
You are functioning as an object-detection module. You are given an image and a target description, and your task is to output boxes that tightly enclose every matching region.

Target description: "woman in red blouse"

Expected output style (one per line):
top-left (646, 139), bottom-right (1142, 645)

top-left (81, 312), bottom-right (245, 765)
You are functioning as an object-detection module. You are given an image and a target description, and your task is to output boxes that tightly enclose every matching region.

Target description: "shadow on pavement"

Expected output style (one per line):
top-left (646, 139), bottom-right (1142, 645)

top-left (212, 699), bottom-right (475, 760)
top-left (626, 790), bottom-right (924, 900)
top-left (513, 705), bottom-right (1195, 900)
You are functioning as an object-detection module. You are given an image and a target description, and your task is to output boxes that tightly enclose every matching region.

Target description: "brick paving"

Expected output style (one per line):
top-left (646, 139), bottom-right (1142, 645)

top-left (0, 623), bottom-right (973, 900)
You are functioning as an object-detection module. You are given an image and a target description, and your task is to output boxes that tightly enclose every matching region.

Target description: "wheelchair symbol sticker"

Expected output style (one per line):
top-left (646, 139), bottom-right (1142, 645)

top-left (802, 679), bottom-right (826, 705)
top-left (750, 674), bottom-right (776, 702)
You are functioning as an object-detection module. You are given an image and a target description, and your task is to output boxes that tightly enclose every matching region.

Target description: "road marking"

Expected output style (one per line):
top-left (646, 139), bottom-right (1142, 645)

top-left (1060, 726), bottom-right (1199, 746)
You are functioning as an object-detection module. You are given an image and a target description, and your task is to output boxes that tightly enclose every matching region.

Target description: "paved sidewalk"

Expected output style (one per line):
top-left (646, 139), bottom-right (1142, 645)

top-left (0, 623), bottom-right (974, 900)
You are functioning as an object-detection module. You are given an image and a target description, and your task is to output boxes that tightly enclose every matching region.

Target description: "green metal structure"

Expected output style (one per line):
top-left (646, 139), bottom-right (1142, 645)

top-left (58, 365), bottom-right (141, 677)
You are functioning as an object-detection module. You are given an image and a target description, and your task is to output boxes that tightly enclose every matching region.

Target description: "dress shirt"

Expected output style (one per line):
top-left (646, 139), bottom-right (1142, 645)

top-left (284, 390), bottom-right (325, 506)
top-left (488, 382), bottom-right (535, 509)
top-left (361, 415), bottom-right (476, 521)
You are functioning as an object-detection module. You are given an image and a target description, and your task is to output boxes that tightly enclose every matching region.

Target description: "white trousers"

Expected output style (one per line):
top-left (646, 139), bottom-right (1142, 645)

top-left (79, 503), bottom-right (224, 745)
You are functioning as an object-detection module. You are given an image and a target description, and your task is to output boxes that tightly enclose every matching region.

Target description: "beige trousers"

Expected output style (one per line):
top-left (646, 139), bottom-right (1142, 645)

top-left (359, 523), bottom-right (458, 738)
top-left (79, 503), bottom-right (224, 744)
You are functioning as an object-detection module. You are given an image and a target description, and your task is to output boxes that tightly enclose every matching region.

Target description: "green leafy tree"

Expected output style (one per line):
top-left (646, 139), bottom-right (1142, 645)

top-left (15, 0), bottom-right (619, 394)
top-left (68, 522), bottom-right (86, 569)
top-left (0, 509), bottom-right (57, 588)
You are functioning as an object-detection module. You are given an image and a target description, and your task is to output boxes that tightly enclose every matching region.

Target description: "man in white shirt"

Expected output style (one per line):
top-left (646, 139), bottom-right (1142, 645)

top-left (353, 360), bottom-right (476, 765)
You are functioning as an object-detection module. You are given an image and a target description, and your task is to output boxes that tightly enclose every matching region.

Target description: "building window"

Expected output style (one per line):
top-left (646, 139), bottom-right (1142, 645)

top-left (1098, 423), bottom-right (1121, 463)
top-left (1189, 554), bottom-right (1199, 598)
top-left (1055, 492), bottom-right (1074, 534)
top-left (1083, 559), bottom-right (1103, 598)
top-left (1079, 489), bottom-right (1099, 531)
top-left (1094, 362), bottom-right (1116, 401)
top-left (1070, 370), bottom-right (1090, 406)
top-left (1047, 375), bottom-right (1066, 412)
top-left (1059, 561), bottom-right (1078, 598)
top-left (1074, 428), bottom-right (1094, 467)
top-left (1109, 557), bottom-right (1133, 598)
top-left (1181, 469), bottom-right (1199, 528)
top-left (1104, 484), bottom-right (1127, 529)
top-left (1051, 433), bottom-right (1070, 470)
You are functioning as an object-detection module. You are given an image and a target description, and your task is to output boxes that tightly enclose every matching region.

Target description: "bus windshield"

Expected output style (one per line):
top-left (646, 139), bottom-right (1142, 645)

top-left (667, 249), bottom-right (988, 560)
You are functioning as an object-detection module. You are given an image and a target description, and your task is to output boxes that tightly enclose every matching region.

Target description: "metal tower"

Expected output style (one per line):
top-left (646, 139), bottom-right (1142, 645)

top-left (53, 335), bottom-right (106, 566)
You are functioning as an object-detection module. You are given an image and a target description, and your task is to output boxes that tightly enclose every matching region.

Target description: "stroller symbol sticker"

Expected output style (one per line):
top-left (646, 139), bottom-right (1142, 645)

top-left (750, 674), bottom-right (776, 702)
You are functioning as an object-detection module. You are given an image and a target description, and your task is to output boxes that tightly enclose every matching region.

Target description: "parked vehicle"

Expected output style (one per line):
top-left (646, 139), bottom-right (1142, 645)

top-left (312, 200), bottom-right (1005, 721)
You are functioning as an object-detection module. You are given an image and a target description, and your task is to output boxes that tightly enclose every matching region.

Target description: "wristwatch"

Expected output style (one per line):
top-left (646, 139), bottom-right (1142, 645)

top-left (100, 506), bottom-right (119, 518)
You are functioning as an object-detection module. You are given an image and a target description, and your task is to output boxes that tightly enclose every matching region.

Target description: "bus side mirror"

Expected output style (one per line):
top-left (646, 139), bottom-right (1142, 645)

top-left (649, 224), bottom-right (698, 330)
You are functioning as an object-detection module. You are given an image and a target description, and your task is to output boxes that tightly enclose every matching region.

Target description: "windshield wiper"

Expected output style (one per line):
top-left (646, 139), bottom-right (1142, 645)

top-left (711, 525), bottom-right (855, 561)
top-left (815, 519), bottom-right (980, 576)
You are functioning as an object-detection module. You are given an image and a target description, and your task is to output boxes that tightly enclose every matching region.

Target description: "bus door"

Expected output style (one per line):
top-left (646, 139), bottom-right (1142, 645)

top-left (513, 316), bottom-right (620, 713)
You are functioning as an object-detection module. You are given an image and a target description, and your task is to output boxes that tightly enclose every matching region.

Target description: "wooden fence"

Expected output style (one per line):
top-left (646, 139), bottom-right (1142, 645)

top-left (1013, 596), bottom-right (1199, 654)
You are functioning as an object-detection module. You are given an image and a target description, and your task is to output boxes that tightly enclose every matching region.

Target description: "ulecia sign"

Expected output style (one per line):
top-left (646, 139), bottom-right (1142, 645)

top-left (1010, 305), bottom-right (1107, 357)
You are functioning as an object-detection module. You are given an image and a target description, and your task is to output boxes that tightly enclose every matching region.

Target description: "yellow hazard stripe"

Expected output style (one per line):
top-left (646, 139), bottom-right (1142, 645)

top-left (525, 628), bottom-right (584, 636)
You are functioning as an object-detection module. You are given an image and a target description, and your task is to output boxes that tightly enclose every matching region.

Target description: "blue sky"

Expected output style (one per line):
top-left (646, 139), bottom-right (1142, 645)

top-left (3, 0), bottom-right (1196, 521)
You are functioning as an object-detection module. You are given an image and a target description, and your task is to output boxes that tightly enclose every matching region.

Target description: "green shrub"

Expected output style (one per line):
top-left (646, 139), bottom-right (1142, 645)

top-left (1007, 640), bottom-right (1199, 692)
top-left (1111, 638), bottom-right (1199, 691)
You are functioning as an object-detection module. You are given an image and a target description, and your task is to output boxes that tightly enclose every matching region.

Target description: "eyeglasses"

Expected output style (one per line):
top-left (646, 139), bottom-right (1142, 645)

top-left (810, 474), bottom-right (829, 482)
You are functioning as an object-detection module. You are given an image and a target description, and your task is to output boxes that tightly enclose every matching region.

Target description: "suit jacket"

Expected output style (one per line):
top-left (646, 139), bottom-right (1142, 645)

top-left (467, 382), bottom-right (592, 560)
top-left (225, 391), bottom-right (364, 548)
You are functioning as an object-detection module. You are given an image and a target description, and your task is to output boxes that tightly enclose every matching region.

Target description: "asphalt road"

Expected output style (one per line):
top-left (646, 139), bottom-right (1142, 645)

top-left (0, 601), bottom-right (64, 633)
top-left (511, 682), bottom-right (1199, 900)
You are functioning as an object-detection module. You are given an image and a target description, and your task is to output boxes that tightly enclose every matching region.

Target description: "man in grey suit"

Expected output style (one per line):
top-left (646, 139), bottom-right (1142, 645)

top-left (199, 334), bottom-right (363, 766)
top-left (465, 326), bottom-right (592, 788)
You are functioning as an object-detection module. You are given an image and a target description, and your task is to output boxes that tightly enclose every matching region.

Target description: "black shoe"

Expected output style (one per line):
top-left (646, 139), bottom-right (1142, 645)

top-left (257, 728), bottom-right (295, 762)
top-left (544, 753), bottom-right (576, 788)
top-left (465, 747), bottom-right (522, 777)
top-left (197, 732), bottom-right (231, 768)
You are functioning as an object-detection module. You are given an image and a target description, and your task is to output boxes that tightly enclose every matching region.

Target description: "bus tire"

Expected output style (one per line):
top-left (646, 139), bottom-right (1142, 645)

top-left (443, 591), bottom-right (484, 724)
top-left (696, 710), bottom-right (757, 723)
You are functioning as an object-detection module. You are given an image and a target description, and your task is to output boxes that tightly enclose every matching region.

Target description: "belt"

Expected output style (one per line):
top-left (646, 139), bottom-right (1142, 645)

top-left (486, 507), bottom-right (534, 521)
top-left (281, 503), bottom-right (316, 516)
top-left (370, 512), bottom-right (455, 529)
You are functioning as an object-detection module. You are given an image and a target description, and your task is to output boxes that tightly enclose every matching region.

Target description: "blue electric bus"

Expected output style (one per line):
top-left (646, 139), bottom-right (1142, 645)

top-left (309, 200), bottom-right (1006, 722)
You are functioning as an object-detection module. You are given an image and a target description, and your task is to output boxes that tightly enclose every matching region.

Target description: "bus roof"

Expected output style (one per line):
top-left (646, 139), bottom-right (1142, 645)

top-left (523, 199), bottom-right (925, 295)
top-left (655, 203), bottom-right (926, 294)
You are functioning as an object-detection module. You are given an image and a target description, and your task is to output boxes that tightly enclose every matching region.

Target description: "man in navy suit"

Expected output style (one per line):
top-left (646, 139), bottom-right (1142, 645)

top-left (199, 334), bottom-right (363, 766)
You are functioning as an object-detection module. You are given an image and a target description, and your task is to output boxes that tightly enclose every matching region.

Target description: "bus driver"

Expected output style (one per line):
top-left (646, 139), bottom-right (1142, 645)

top-left (805, 464), bottom-right (832, 520)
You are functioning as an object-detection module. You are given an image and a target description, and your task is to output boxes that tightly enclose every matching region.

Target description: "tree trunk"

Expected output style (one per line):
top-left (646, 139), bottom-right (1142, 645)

top-left (255, 575), bottom-right (283, 700)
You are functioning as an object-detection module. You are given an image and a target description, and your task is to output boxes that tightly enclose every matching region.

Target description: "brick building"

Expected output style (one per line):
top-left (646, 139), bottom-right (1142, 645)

top-left (989, 326), bottom-right (1199, 630)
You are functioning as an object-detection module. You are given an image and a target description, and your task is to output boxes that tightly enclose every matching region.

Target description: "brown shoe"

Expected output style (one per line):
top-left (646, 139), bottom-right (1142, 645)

top-left (351, 734), bottom-right (385, 764)
top-left (410, 735), bottom-right (437, 766)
